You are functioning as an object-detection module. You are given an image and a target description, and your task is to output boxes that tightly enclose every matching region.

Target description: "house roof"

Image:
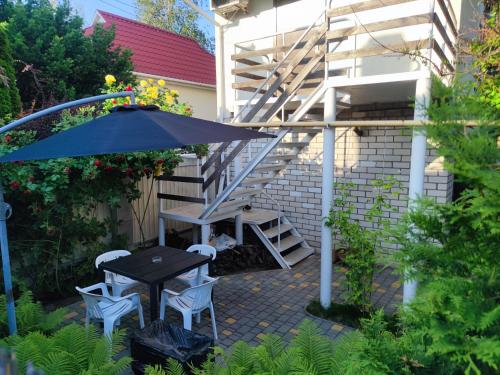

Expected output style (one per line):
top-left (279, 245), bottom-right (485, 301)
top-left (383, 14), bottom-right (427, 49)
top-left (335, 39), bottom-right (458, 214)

top-left (85, 10), bottom-right (216, 86)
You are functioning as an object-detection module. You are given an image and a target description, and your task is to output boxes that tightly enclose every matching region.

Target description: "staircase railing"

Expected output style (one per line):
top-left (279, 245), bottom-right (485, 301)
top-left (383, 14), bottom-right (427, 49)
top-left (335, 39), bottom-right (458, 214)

top-left (200, 6), bottom-right (329, 199)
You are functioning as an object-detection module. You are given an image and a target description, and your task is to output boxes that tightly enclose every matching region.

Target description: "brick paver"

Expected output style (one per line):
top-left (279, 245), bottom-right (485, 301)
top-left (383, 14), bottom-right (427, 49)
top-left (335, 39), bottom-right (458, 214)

top-left (64, 255), bottom-right (402, 356)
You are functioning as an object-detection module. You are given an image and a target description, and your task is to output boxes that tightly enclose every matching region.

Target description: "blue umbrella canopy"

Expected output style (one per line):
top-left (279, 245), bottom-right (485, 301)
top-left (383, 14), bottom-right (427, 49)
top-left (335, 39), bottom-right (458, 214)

top-left (0, 105), bottom-right (273, 162)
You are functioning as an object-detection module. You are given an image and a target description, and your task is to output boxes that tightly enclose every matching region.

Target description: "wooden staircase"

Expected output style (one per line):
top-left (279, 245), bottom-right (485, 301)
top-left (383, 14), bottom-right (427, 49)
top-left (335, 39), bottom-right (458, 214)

top-left (192, 11), bottom-right (335, 269)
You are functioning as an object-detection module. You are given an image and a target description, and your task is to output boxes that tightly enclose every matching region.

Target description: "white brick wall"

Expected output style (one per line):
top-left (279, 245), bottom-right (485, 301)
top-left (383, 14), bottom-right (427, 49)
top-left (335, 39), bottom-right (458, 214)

top-left (241, 127), bottom-right (453, 253)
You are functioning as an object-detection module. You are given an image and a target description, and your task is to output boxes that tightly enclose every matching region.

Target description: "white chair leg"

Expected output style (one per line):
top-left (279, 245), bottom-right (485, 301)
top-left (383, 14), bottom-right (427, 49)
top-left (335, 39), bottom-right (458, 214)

top-left (196, 312), bottom-right (201, 324)
top-left (159, 296), bottom-right (166, 320)
top-left (84, 312), bottom-right (90, 328)
top-left (103, 318), bottom-right (115, 337)
top-left (209, 302), bottom-right (218, 340)
top-left (138, 305), bottom-right (145, 329)
top-left (182, 311), bottom-right (192, 331)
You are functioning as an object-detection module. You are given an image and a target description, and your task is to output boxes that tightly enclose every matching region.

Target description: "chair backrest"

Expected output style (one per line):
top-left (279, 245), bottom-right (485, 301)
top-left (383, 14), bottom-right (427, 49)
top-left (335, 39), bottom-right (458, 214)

top-left (76, 286), bottom-right (105, 319)
top-left (186, 245), bottom-right (216, 276)
top-left (181, 277), bottom-right (218, 313)
top-left (95, 250), bottom-right (131, 284)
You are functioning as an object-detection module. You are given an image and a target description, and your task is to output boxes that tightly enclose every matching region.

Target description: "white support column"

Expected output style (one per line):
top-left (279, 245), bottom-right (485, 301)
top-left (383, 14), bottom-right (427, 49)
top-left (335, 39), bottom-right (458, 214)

top-left (192, 224), bottom-right (199, 244)
top-left (158, 217), bottom-right (166, 246)
top-left (235, 214), bottom-right (243, 245)
top-left (201, 224), bottom-right (211, 245)
top-left (404, 76), bottom-right (431, 304)
top-left (320, 87), bottom-right (336, 309)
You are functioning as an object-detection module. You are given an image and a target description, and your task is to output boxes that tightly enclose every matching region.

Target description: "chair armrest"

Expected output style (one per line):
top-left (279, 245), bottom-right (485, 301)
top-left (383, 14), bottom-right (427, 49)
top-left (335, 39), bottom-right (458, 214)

top-left (202, 275), bottom-right (219, 283)
top-left (80, 282), bottom-right (111, 297)
top-left (161, 288), bottom-right (180, 297)
top-left (108, 292), bottom-right (140, 303)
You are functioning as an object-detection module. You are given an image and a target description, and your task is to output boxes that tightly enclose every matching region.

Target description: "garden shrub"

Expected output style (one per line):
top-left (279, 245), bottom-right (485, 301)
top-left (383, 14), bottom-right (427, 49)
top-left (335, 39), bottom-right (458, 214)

top-left (0, 77), bottom-right (197, 300)
top-left (0, 22), bottom-right (20, 120)
top-left (325, 178), bottom-right (401, 311)
top-left (0, 324), bottom-right (131, 374)
top-left (0, 291), bottom-right (66, 337)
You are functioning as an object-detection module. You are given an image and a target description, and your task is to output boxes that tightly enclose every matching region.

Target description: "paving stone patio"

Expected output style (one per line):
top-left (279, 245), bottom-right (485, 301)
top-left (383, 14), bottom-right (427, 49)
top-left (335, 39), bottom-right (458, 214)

top-left (64, 255), bottom-right (402, 357)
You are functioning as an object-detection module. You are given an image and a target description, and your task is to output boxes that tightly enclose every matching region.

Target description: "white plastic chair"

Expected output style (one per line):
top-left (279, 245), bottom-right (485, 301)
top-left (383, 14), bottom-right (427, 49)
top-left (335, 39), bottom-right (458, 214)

top-left (176, 245), bottom-right (216, 287)
top-left (95, 250), bottom-right (139, 296)
top-left (159, 276), bottom-right (219, 340)
top-left (76, 283), bottom-right (144, 336)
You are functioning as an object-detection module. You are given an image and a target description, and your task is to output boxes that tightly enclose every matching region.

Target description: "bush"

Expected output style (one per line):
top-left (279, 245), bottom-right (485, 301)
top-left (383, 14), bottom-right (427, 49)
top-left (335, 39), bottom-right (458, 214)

top-left (0, 291), bottom-right (66, 337)
top-left (0, 76), bottom-right (194, 300)
top-left (0, 22), bottom-right (20, 120)
top-left (1, 324), bottom-right (131, 374)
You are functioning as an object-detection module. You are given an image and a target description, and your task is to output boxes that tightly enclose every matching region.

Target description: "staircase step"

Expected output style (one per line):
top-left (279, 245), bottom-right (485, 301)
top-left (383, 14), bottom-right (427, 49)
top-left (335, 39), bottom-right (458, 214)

top-left (230, 188), bottom-right (262, 199)
top-left (254, 163), bottom-right (287, 173)
top-left (265, 154), bottom-right (297, 162)
top-left (242, 209), bottom-right (283, 225)
top-left (241, 177), bottom-right (274, 187)
top-left (214, 198), bottom-right (251, 215)
top-left (276, 235), bottom-right (304, 252)
top-left (278, 142), bottom-right (309, 149)
top-left (284, 247), bottom-right (315, 266)
top-left (263, 223), bottom-right (293, 238)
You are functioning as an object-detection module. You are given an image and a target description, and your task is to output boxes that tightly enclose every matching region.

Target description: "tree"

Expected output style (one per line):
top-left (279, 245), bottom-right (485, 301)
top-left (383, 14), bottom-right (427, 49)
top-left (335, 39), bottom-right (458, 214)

top-left (136, 0), bottom-right (214, 53)
top-left (2, 0), bottom-right (134, 111)
top-left (0, 22), bottom-right (20, 120)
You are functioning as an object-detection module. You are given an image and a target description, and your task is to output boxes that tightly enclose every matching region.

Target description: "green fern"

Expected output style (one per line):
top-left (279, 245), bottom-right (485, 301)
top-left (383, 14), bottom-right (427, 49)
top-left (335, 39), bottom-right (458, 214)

top-left (4, 323), bottom-right (131, 375)
top-left (0, 291), bottom-right (66, 337)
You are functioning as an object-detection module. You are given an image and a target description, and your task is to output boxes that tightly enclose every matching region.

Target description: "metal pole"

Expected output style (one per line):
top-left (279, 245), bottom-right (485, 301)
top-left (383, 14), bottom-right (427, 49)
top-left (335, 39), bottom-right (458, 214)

top-left (0, 92), bottom-right (135, 134)
top-left (0, 187), bottom-right (15, 334)
top-left (320, 87), bottom-right (336, 309)
top-left (404, 76), bottom-right (431, 304)
top-left (0, 91), bottom-right (135, 335)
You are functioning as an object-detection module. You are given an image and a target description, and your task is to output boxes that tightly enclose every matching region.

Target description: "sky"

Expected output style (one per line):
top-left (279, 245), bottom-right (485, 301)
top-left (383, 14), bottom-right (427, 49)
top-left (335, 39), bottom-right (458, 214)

top-left (70, 0), bottom-right (215, 39)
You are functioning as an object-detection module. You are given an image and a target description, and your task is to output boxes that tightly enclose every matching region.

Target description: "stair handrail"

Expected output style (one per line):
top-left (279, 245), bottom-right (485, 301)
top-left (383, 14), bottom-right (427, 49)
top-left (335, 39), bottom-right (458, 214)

top-left (232, 7), bottom-right (328, 124)
top-left (201, 6), bottom-right (329, 191)
top-left (261, 190), bottom-right (282, 253)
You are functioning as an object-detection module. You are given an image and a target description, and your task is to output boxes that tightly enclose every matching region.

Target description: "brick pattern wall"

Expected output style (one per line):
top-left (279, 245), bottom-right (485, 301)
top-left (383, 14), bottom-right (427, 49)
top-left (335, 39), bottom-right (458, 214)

top-left (246, 127), bottom-right (453, 253)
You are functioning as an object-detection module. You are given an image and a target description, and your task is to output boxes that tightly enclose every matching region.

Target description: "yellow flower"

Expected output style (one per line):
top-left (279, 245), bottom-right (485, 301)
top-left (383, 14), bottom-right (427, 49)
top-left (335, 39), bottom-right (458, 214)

top-left (140, 80), bottom-right (148, 87)
top-left (165, 95), bottom-right (174, 105)
top-left (148, 86), bottom-right (159, 99)
top-left (105, 74), bottom-right (116, 85)
top-left (148, 79), bottom-right (154, 84)
top-left (157, 79), bottom-right (166, 86)
top-left (170, 89), bottom-right (179, 97)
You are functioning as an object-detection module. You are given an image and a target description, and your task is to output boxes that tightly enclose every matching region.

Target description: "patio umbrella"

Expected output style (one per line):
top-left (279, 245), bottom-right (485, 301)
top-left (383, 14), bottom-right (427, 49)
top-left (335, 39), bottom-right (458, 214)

top-left (0, 102), bottom-right (274, 335)
top-left (0, 105), bottom-right (273, 162)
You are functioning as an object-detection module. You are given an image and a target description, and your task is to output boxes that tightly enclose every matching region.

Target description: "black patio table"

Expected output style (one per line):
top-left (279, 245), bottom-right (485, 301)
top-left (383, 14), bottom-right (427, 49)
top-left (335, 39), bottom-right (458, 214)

top-left (98, 246), bottom-right (210, 321)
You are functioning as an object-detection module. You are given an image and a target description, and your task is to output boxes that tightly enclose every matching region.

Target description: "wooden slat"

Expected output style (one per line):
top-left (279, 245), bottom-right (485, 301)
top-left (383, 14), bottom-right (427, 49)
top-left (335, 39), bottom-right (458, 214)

top-left (235, 72), bottom-right (267, 80)
top-left (259, 49), bottom-right (325, 122)
top-left (326, 13), bottom-right (432, 39)
top-left (236, 58), bottom-right (262, 66)
top-left (432, 13), bottom-right (456, 54)
top-left (435, 0), bottom-right (458, 36)
top-left (156, 175), bottom-right (204, 183)
top-left (201, 141), bottom-right (230, 174)
top-left (326, 39), bottom-right (429, 61)
top-left (232, 45), bottom-right (290, 60)
top-left (327, 0), bottom-right (414, 18)
top-left (431, 40), bottom-right (455, 72)
top-left (243, 24), bottom-right (328, 123)
top-left (232, 62), bottom-right (280, 75)
top-left (203, 140), bottom-right (250, 191)
top-left (157, 193), bottom-right (205, 204)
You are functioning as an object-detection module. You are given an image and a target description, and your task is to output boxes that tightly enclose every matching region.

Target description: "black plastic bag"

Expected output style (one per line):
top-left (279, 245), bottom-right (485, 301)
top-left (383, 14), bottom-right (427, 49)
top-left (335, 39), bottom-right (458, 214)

top-left (131, 320), bottom-right (213, 374)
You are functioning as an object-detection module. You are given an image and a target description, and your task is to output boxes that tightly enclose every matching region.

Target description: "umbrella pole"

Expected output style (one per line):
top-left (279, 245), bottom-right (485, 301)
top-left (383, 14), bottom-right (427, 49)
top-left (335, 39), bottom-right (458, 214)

top-left (0, 185), bottom-right (16, 335)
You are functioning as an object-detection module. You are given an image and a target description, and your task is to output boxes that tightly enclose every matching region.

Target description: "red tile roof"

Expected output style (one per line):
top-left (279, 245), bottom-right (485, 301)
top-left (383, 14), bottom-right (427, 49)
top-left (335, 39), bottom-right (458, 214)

top-left (85, 10), bottom-right (216, 86)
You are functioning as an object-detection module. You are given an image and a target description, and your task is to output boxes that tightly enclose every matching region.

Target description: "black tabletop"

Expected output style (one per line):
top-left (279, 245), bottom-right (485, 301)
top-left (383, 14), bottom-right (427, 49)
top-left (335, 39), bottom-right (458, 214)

top-left (98, 246), bottom-right (210, 285)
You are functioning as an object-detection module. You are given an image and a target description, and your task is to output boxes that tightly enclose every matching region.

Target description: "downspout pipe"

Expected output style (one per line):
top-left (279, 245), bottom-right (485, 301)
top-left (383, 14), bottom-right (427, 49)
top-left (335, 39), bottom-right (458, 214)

top-left (0, 91), bottom-right (135, 335)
